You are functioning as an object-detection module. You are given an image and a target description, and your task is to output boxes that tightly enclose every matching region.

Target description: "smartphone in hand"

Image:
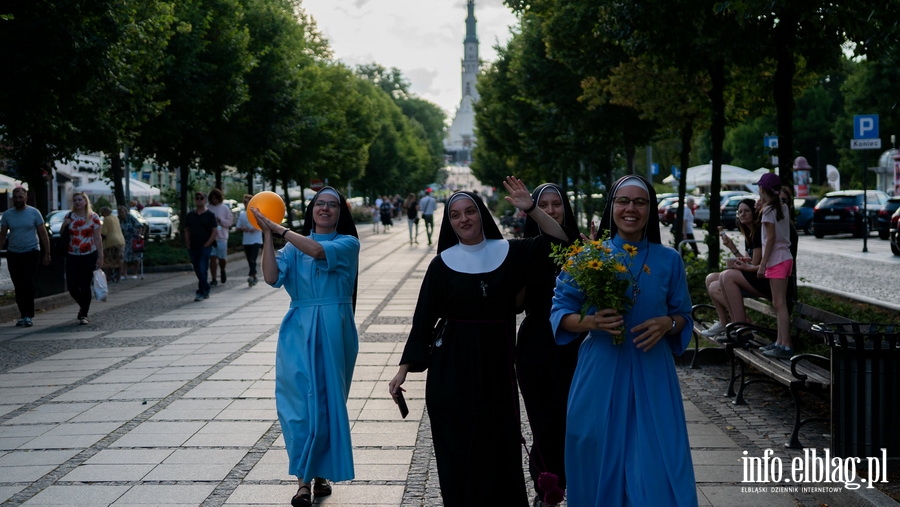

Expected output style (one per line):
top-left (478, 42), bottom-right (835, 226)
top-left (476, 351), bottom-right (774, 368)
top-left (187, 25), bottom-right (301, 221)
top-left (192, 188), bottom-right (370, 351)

top-left (395, 390), bottom-right (409, 419)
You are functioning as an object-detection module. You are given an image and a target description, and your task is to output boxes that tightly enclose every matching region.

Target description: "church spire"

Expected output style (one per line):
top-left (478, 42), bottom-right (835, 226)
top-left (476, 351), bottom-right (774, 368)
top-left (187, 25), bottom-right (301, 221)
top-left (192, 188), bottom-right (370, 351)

top-left (465, 0), bottom-right (477, 44)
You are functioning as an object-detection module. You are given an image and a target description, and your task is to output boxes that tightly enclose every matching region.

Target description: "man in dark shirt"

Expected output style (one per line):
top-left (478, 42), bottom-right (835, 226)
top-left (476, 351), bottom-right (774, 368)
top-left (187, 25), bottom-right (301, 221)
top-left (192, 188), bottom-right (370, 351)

top-left (183, 191), bottom-right (218, 301)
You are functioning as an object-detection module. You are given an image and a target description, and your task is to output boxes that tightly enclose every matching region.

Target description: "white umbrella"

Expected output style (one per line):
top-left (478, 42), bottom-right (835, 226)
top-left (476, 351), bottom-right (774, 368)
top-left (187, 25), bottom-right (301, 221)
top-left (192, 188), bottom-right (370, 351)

top-left (79, 178), bottom-right (160, 198)
top-left (0, 174), bottom-right (28, 192)
top-left (682, 164), bottom-right (758, 187)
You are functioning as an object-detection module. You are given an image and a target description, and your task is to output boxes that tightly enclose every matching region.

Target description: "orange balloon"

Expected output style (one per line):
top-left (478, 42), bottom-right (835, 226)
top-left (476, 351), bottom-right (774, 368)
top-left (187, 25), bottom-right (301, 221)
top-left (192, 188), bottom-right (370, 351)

top-left (247, 191), bottom-right (286, 229)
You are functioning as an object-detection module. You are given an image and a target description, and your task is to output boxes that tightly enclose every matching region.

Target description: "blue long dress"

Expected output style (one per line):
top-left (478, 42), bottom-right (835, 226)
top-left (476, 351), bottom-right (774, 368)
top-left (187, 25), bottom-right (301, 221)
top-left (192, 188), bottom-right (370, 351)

top-left (550, 236), bottom-right (697, 507)
top-left (272, 232), bottom-right (359, 481)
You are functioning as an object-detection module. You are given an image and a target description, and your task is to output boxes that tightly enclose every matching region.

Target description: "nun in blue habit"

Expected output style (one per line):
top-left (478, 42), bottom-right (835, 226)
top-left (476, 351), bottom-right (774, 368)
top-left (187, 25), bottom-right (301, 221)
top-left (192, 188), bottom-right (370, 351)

top-left (550, 175), bottom-right (697, 507)
top-left (253, 186), bottom-right (359, 507)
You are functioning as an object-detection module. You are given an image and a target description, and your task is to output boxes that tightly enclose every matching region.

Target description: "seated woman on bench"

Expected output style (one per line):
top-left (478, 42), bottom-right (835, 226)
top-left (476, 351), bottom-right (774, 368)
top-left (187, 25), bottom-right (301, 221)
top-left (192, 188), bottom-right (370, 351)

top-left (701, 198), bottom-right (768, 338)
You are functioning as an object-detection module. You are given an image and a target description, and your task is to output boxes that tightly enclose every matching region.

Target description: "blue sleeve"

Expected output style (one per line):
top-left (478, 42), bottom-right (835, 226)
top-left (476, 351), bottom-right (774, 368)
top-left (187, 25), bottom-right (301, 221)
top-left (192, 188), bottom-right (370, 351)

top-left (321, 235), bottom-right (360, 277)
top-left (272, 245), bottom-right (293, 289)
top-left (551, 271), bottom-right (588, 346)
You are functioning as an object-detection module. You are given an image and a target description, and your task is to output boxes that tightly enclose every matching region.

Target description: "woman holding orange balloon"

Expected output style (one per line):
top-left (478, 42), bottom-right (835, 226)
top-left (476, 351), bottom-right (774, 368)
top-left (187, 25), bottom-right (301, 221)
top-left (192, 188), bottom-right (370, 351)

top-left (251, 187), bottom-right (359, 507)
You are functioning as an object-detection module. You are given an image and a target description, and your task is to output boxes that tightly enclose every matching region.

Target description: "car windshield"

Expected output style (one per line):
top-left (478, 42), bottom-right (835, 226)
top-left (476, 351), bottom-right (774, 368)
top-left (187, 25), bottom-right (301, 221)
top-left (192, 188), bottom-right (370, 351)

top-left (142, 209), bottom-right (168, 218)
top-left (47, 211), bottom-right (67, 224)
top-left (819, 196), bottom-right (858, 208)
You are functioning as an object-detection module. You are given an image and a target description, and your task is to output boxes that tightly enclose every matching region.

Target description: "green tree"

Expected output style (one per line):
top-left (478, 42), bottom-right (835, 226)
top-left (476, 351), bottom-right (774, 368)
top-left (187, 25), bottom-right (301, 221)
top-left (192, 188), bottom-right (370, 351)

top-left (0, 0), bottom-right (154, 212)
top-left (136, 0), bottom-right (253, 220)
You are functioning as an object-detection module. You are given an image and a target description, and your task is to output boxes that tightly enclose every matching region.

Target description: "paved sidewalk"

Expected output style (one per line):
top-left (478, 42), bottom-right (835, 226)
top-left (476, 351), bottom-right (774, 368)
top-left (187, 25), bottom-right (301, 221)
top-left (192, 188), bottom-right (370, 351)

top-left (0, 212), bottom-right (895, 506)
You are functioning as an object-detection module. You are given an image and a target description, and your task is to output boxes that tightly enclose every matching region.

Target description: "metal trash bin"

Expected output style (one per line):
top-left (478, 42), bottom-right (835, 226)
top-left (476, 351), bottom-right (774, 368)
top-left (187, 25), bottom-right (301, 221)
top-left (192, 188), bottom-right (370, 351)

top-left (814, 323), bottom-right (900, 460)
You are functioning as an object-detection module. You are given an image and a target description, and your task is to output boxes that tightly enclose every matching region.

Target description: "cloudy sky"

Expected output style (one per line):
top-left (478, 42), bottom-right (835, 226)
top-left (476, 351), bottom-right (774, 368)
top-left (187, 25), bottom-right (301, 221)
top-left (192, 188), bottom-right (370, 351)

top-left (301, 0), bottom-right (519, 117)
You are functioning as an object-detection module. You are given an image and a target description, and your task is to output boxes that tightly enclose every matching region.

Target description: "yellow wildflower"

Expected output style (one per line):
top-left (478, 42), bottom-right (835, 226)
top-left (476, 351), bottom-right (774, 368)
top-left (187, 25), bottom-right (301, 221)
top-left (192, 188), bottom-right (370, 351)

top-left (643, 264), bottom-right (651, 275)
top-left (623, 244), bottom-right (638, 257)
top-left (614, 264), bottom-right (627, 273)
top-left (587, 259), bottom-right (601, 270)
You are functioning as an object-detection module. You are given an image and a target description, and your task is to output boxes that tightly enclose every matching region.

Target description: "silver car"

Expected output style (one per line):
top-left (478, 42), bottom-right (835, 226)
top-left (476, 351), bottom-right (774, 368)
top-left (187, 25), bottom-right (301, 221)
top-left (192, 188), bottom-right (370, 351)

top-left (140, 206), bottom-right (180, 240)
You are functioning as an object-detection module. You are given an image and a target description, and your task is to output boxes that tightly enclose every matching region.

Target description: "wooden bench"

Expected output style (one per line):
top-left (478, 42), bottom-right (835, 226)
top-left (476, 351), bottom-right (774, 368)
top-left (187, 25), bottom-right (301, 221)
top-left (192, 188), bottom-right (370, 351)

top-left (726, 302), bottom-right (853, 449)
top-left (690, 297), bottom-right (777, 376)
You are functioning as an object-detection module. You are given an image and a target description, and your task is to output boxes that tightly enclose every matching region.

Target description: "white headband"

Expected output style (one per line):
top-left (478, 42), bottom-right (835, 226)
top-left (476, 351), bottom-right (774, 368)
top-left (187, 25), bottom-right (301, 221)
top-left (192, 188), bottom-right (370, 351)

top-left (317, 188), bottom-right (340, 200)
top-left (535, 185), bottom-right (562, 202)
top-left (615, 177), bottom-right (648, 194)
top-left (448, 193), bottom-right (475, 208)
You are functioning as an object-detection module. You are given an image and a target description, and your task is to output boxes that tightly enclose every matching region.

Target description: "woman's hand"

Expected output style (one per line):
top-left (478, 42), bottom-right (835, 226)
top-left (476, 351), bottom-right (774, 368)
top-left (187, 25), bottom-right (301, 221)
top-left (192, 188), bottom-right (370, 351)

top-left (631, 316), bottom-right (670, 351)
top-left (502, 176), bottom-right (534, 211)
top-left (388, 366), bottom-right (409, 403)
top-left (250, 207), bottom-right (277, 234)
top-left (756, 264), bottom-right (767, 278)
top-left (587, 308), bottom-right (624, 334)
top-left (579, 220), bottom-right (598, 242)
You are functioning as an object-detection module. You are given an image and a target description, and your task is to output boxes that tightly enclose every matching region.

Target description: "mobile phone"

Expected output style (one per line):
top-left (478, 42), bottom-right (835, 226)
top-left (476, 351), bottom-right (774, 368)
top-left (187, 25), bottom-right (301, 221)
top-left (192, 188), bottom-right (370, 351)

top-left (395, 390), bottom-right (409, 419)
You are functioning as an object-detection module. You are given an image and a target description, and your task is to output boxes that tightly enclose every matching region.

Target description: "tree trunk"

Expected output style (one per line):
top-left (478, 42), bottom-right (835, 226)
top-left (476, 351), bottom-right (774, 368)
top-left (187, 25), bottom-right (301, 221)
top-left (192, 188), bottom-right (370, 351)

top-left (707, 60), bottom-right (727, 271)
top-left (773, 15), bottom-right (797, 186)
top-left (110, 151), bottom-right (125, 207)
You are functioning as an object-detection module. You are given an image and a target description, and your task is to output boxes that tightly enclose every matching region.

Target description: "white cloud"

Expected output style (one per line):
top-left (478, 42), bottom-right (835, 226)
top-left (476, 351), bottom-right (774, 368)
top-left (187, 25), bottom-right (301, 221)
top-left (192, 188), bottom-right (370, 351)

top-left (301, 0), bottom-right (518, 115)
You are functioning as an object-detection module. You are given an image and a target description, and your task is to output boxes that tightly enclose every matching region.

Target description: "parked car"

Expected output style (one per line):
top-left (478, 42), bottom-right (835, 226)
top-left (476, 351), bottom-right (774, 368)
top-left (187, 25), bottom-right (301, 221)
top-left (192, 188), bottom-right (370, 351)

top-left (664, 196), bottom-right (709, 227)
top-left (721, 194), bottom-right (758, 230)
top-left (658, 196), bottom-right (679, 225)
top-left (890, 207), bottom-right (900, 256)
top-left (111, 208), bottom-right (149, 234)
top-left (875, 196), bottom-right (900, 240)
top-left (793, 196), bottom-right (818, 235)
top-left (45, 209), bottom-right (70, 237)
top-left (812, 190), bottom-right (888, 238)
top-left (141, 206), bottom-right (180, 240)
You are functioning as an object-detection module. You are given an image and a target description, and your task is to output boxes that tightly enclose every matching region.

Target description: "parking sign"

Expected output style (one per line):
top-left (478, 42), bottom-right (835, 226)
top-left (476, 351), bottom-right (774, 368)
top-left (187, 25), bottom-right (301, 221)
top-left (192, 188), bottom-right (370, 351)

top-left (853, 114), bottom-right (879, 139)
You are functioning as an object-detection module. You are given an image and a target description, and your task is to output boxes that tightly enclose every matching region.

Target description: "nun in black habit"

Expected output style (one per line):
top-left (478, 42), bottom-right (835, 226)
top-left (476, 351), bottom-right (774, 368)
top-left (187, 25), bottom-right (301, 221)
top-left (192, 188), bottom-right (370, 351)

top-left (388, 177), bottom-right (568, 506)
top-left (516, 183), bottom-right (581, 506)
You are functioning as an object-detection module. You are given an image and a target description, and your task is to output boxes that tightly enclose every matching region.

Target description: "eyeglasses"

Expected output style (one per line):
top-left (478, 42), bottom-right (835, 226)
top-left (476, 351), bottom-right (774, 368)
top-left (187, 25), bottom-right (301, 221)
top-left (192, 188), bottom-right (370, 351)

top-left (612, 196), bottom-right (650, 208)
top-left (194, 196), bottom-right (205, 200)
top-left (314, 200), bottom-right (340, 209)
top-left (736, 209), bottom-right (751, 215)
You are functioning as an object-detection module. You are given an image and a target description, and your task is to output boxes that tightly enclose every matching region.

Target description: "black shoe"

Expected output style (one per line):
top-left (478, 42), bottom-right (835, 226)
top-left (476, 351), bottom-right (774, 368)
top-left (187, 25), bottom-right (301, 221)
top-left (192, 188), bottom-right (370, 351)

top-left (221, 272), bottom-right (227, 283)
top-left (291, 484), bottom-right (311, 507)
top-left (210, 279), bottom-right (218, 287)
top-left (313, 478), bottom-right (332, 497)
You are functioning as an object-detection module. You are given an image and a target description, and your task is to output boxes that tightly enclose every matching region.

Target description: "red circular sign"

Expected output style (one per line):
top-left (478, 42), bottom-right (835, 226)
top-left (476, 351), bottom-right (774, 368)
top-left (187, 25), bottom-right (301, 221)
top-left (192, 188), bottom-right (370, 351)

top-left (310, 179), bottom-right (324, 191)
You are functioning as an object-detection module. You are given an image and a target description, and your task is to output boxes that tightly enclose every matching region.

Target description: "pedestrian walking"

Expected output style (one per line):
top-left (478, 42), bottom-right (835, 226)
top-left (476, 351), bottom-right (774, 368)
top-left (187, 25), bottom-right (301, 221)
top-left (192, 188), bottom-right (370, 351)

top-left (0, 186), bottom-right (51, 327)
top-left (99, 207), bottom-right (125, 282)
top-left (184, 192), bottom-right (217, 301)
top-left (551, 175), bottom-right (696, 506)
top-left (388, 177), bottom-right (568, 507)
top-left (251, 186), bottom-right (359, 507)
top-left (206, 188), bottom-right (233, 286)
top-left (418, 188), bottom-right (437, 245)
top-left (404, 192), bottom-right (419, 245)
top-left (118, 205), bottom-right (144, 279)
top-left (236, 194), bottom-right (262, 286)
top-left (62, 192), bottom-right (104, 325)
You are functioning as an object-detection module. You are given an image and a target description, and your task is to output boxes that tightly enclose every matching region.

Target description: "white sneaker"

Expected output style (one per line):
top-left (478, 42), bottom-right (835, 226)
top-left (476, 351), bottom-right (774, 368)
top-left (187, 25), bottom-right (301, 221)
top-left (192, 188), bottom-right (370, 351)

top-left (701, 321), bottom-right (726, 337)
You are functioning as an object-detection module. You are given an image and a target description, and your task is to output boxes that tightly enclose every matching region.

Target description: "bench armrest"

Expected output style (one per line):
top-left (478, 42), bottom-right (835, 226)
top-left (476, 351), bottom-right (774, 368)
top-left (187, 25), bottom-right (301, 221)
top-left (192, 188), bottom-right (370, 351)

top-left (726, 322), bottom-right (775, 347)
top-left (790, 353), bottom-right (829, 380)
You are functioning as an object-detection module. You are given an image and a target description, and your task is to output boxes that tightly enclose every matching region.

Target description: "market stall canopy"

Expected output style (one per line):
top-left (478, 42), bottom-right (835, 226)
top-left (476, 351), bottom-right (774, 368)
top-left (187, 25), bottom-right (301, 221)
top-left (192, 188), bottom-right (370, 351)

top-left (78, 178), bottom-right (160, 198)
top-left (0, 174), bottom-right (28, 192)
top-left (663, 163), bottom-right (758, 189)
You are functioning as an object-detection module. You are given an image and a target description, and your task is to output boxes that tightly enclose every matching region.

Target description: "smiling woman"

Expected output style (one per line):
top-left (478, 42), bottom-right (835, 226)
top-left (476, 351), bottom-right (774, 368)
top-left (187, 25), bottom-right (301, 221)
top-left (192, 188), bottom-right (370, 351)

top-left (251, 186), bottom-right (360, 507)
top-left (389, 177), bottom-right (570, 506)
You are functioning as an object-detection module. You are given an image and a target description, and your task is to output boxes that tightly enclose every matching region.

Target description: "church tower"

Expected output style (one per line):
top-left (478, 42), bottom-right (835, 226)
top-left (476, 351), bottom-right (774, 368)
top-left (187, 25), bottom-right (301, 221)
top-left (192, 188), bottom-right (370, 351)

top-left (444, 0), bottom-right (480, 164)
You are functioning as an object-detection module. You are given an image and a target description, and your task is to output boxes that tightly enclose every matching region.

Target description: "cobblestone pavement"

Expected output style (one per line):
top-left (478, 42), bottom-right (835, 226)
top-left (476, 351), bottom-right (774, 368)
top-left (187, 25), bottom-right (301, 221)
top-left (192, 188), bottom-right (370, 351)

top-left (0, 211), bottom-right (896, 506)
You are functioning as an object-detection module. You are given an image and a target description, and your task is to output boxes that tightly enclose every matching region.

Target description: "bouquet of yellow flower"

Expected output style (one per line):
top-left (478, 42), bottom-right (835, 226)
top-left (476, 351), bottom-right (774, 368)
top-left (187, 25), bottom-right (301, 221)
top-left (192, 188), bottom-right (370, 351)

top-left (551, 232), bottom-right (639, 345)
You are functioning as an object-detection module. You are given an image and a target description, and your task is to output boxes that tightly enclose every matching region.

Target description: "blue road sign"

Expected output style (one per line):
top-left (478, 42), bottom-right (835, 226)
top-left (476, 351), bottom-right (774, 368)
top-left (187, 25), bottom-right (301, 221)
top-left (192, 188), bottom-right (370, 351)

top-left (764, 136), bottom-right (779, 149)
top-left (853, 114), bottom-right (879, 139)
top-left (671, 166), bottom-right (680, 180)
top-left (651, 163), bottom-right (659, 175)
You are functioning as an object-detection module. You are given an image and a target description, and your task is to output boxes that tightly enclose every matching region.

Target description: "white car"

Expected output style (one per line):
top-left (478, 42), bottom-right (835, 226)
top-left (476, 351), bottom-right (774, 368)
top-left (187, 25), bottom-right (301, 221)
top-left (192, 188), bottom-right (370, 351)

top-left (141, 206), bottom-right (180, 240)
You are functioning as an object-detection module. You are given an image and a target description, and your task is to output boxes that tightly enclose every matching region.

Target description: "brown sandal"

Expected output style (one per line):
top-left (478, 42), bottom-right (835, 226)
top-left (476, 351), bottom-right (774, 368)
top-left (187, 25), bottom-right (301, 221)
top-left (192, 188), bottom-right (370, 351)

top-left (291, 484), bottom-right (311, 507)
top-left (312, 477), bottom-right (332, 497)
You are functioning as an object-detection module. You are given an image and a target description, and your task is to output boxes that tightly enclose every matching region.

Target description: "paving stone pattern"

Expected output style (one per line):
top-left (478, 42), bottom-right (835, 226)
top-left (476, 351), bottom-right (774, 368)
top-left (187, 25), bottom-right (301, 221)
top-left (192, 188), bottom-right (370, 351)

top-left (0, 213), bottom-right (895, 506)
